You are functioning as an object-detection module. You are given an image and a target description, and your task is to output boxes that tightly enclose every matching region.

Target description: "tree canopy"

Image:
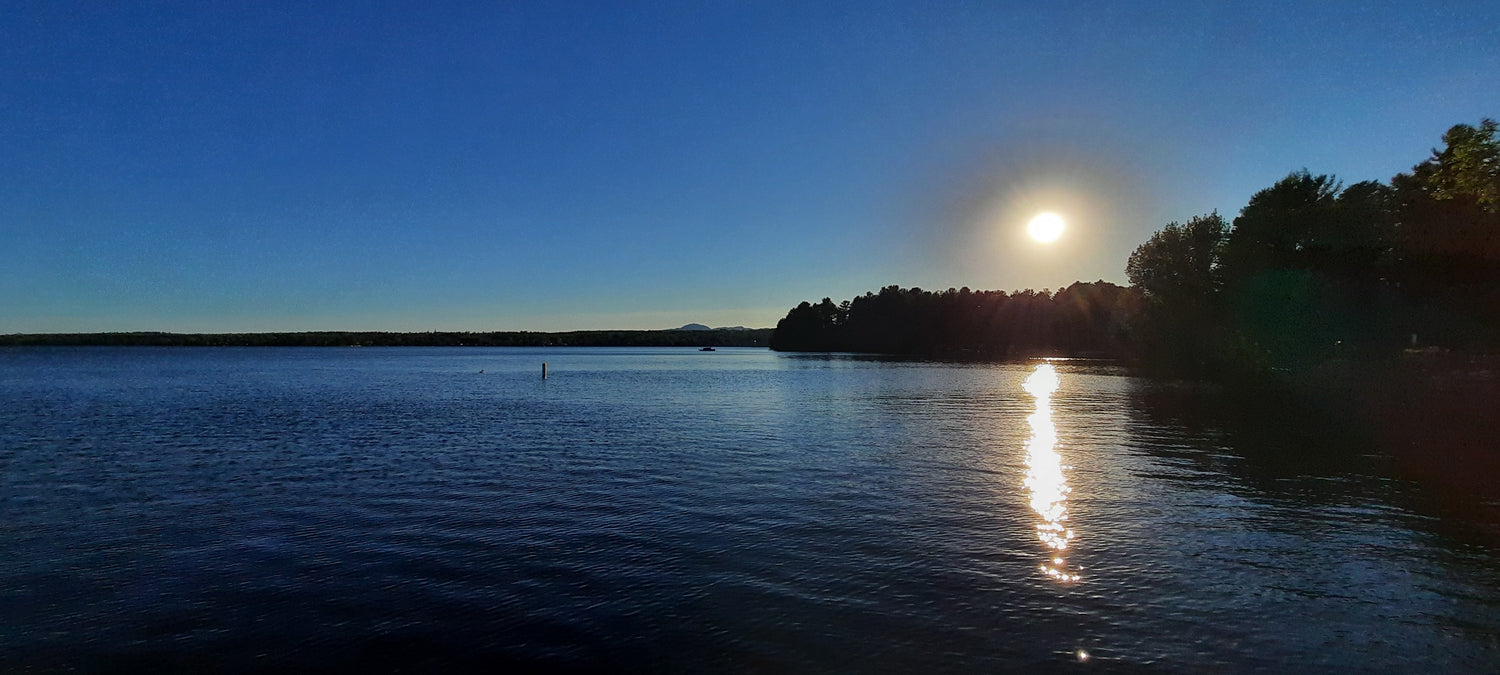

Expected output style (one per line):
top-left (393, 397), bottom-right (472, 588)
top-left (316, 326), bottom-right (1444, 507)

top-left (771, 282), bottom-right (1136, 358)
top-left (1118, 118), bottom-right (1500, 372)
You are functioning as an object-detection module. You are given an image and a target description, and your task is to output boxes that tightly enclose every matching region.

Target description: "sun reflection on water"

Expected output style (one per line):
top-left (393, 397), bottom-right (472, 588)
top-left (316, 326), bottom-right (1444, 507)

top-left (1023, 363), bottom-right (1079, 582)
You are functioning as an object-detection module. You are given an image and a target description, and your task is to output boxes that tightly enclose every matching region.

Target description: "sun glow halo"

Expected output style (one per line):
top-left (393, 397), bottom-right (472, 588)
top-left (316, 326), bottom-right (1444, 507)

top-left (1027, 212), bottom-right (1065, 243)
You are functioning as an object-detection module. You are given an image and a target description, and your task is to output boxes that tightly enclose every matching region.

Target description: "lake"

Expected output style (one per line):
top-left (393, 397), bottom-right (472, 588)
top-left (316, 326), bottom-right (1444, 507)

top-left (2, 347), bottom-right (1496, 672)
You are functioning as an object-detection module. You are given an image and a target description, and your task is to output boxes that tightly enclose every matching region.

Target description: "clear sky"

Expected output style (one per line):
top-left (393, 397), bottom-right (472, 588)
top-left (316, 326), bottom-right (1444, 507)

top-left (3, 1), bottom-right (1497, 332)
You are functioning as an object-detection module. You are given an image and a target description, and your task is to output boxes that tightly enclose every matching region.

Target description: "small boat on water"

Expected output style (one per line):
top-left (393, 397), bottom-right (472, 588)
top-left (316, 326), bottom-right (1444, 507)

top-left (699, 347), bottom-right (716, 352)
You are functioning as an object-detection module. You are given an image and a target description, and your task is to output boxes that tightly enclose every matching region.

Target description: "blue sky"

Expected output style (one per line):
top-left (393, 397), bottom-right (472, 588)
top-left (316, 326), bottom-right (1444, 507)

top-left (2, 1), bottom-right (1497, 332)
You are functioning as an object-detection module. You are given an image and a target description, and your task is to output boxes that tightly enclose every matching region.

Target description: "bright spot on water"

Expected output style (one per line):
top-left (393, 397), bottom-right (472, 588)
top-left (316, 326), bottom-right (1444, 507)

top-left (1077, 649), bottom-right (1090, 662)
top-left (1023, 363), bottom-right (1078, 582)
top-left (1022, 363), bottom-right (1059, 397)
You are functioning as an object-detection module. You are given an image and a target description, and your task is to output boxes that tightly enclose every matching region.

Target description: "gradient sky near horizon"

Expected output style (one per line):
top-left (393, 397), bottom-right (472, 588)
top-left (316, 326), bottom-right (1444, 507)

top-left (3, 1), bottom-right (1498, 332)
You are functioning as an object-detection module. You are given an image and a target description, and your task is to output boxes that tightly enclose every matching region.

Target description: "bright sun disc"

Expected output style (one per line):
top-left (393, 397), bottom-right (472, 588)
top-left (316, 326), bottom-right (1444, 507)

top-left (1028, 213), bottom-right (1065, 243)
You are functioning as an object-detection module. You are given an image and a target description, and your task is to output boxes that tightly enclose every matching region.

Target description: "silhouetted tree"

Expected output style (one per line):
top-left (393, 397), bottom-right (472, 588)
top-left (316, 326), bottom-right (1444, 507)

top-left (1397, 119), bottom-right (1500, 209)
top-left (1124, 212), bottom-right (1229, 373)
top-left (1216, 172), bottom-right (1401, 365)
top-left (1121, 119), bottom-right (1499, 372)
top-left (1391, 119), bottom-right (1500, 348)
top-left (1219, 172), bottom-right (1341, 285)
top-left (1127, 212), bottom-right (1226, 304)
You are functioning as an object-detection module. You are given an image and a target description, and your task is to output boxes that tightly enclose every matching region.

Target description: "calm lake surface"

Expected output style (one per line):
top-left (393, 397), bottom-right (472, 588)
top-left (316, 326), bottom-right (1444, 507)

top-left (2, 347), bottom-right (1497, 672)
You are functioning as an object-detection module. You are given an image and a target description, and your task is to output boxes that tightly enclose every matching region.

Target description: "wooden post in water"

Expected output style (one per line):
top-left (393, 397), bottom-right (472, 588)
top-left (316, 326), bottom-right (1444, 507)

top-left (542, 362), bottom-right (548, 379)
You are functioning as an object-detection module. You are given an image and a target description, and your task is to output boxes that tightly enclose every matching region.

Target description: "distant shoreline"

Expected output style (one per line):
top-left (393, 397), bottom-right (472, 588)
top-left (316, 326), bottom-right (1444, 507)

top-left (0, 329), bottom-right (772, 348)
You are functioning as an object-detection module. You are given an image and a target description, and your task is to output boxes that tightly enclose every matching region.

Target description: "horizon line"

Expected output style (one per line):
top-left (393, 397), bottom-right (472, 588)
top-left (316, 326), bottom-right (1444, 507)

top-left (0, 326), bottom-right (776, 337)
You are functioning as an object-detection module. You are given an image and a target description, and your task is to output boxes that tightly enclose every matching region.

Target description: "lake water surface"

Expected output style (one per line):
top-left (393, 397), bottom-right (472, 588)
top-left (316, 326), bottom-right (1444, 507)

top-left (2, 347), bottom-right (1496, 671)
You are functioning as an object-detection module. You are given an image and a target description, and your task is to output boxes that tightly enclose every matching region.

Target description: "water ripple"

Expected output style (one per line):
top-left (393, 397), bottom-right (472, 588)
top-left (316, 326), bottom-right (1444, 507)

top-left (0, 348), bottom-right (1495, 671)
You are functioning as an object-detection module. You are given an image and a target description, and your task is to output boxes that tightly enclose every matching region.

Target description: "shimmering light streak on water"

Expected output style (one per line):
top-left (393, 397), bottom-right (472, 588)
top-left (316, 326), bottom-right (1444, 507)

top-left (1022, 363), bottom-right (1079, 582)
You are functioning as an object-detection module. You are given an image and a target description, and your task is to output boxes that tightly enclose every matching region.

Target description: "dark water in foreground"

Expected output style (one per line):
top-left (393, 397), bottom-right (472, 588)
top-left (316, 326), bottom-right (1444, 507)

top-left (2, 347), bottom-right (1497, 672)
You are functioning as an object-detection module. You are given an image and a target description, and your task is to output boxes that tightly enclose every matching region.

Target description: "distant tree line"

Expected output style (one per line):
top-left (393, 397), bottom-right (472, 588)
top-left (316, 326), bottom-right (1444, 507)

top-left (773, 119), bottom-right (1500, 373)
top-left (0, 329), bottom-right (772, 348)
top-left (769, 281), bottom-right (1137, 358)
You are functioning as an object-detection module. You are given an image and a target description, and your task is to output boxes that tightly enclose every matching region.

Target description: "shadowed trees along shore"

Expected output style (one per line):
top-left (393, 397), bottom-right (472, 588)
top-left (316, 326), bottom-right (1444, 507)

top-left (1123, 119), bottom-right (1500, 374)
top-left (1126, 212), bottom-right (1228, 372)
top-left (770, 282), bottom-right (1137, 358)
top-left (774, 119), bottom-right (1500, 375)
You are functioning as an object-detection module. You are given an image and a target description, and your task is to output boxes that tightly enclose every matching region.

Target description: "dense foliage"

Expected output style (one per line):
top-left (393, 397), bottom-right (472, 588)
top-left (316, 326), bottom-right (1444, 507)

top-left (1126, 119), bottom-right (1500, 374)
top-left (769, 281), bottom-right (1136, 358)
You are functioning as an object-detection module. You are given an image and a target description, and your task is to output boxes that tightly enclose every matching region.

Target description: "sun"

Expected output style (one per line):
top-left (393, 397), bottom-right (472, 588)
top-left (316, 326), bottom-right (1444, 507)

top-left (1028, 212), bottom-right (1065, 243)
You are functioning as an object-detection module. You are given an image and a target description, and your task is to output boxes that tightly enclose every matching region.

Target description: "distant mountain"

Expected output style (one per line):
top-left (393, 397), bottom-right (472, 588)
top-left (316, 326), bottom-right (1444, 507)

top-left (673, 323), bottom-right (754, 331)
